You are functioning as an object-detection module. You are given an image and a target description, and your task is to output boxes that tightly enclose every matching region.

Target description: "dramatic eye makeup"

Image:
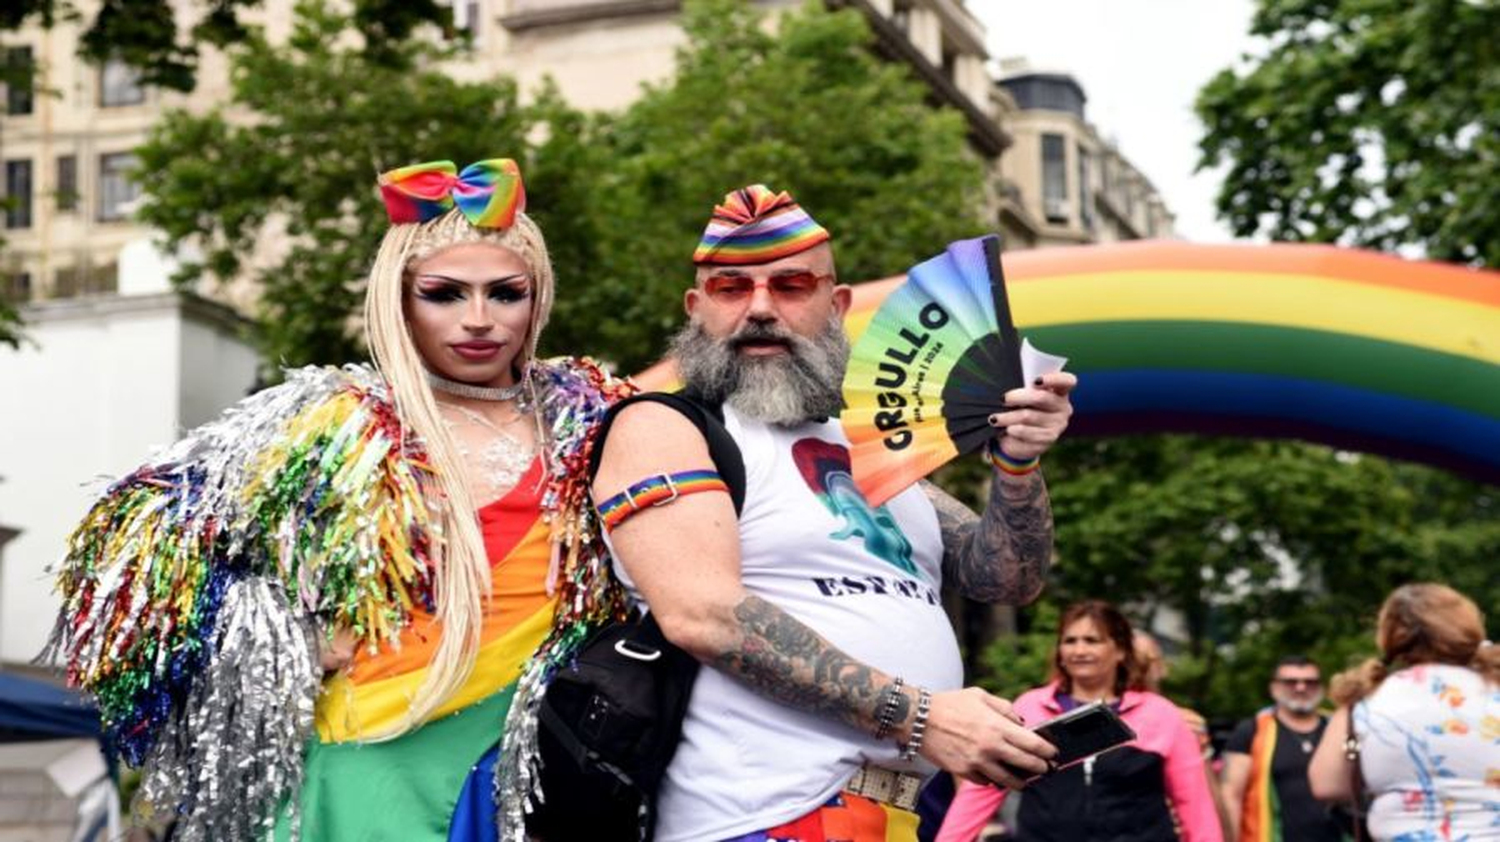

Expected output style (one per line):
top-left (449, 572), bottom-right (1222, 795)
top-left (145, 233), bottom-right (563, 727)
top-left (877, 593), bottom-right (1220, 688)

top-left (410, 273), bottom-right (532, 304)
top-left (487, 281), bottom-right (531, 304)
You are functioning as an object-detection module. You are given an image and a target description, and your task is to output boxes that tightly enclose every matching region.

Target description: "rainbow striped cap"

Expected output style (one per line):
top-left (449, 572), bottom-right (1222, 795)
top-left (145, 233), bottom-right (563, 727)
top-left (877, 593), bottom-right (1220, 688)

top-left (692, 184), bottom-right (830, 266)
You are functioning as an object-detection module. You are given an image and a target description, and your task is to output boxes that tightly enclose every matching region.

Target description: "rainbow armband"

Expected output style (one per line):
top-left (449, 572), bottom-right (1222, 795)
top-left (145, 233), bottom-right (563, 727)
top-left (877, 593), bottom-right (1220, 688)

top-left (983, 439), bottom-right (1040, 476)
top-left (596, 469), bottom-right (729, 532)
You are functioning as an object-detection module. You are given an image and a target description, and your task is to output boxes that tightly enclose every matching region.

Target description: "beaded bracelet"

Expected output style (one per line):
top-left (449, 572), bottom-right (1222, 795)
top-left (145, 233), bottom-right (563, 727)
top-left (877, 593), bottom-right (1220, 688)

top-left (874, 677), bottom-right (905, 740)
top-left (900, 687), bottom-right (932, 761)
top-left (983, 438), bottom-right (1040, 476)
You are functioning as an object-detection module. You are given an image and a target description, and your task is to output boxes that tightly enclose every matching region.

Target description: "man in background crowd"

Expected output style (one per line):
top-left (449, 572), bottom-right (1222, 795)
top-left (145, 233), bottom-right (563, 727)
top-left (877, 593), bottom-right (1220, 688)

top-left (1221, 655), bottom-right (1348, 842)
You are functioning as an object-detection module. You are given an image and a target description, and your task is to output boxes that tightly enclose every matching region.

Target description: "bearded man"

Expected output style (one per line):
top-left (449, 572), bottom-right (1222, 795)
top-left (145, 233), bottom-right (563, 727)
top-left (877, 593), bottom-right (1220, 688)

top-left (591, 185), bottom-right (1076, 841)
top-left (1222, 656), bottom-right (1350, 842)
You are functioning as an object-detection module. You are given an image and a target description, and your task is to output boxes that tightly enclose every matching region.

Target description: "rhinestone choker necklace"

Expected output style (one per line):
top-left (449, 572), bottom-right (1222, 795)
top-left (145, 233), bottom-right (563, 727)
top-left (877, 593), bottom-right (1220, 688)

top-left (426, 371), bottom-right (526, 402)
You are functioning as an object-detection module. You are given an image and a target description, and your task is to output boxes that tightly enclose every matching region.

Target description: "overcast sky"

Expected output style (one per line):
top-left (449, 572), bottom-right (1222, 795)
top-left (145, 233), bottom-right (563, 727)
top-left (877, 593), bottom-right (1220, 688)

top-left (972, 0), bottom-right (1260, 243)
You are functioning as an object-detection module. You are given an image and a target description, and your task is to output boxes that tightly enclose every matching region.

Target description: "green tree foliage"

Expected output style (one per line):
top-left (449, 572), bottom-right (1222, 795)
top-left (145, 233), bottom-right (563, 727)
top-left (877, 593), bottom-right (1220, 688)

top-left (2, 0), bottom-right (447, 91)
top-left (0, 0), bottom-right (448, 349)
top-left (134, 2), bottom-right (537, 368)
top-left (1196, 0), bottom-right (1499, 266)
top-left (0, 291), bottom-right (20, 349)
top-left (971, 434), bottom-right (1499, 721)
top-left (973, 0), bottom-right (1500, 726)
top-left (0, 221), bottom-right (20, 346)
top-left (135, 0), bottom-right (988, 371)
top-left (541, 0), bottom-right (989, 368)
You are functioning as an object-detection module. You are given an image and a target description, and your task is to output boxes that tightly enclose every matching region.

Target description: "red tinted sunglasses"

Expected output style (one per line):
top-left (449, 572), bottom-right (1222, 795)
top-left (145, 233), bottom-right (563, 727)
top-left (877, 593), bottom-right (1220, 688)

top-left (700, 271), bottom-right (831, 303)
top-left (1273, 678), bottom-right (1322, 688)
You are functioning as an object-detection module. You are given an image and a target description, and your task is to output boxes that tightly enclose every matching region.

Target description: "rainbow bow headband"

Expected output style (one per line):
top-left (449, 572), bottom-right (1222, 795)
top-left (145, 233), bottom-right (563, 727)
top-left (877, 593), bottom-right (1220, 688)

top-left (693, 183), bottom-right (830, 265)
top-left (378, 158), bottom-right (526, 228)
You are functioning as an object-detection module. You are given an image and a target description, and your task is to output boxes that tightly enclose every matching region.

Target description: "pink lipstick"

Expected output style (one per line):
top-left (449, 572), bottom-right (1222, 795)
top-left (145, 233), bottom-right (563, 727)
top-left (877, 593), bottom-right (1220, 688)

top-left (451, 340), bottom-right (503, 361)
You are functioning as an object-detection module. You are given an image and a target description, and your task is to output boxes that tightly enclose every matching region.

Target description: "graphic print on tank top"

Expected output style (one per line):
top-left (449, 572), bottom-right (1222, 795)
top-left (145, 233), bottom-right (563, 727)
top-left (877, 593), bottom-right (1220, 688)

top-left (791, 437), bottom-right (918, 575)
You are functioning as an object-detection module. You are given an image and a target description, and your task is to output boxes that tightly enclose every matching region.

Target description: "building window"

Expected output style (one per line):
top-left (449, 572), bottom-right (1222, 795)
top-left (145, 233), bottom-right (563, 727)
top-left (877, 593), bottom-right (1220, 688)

top-left (56, 155), bottom-right (78, 212)
top-left (99, 58), bottom-right (145, 107)
top-left (891, 0), bottom-right (911, 34)
top-left (1078, 146), bottom-right (1094, 232)
top-left (4, 46), bottom-right (32, 116)
top-left (98, 153), bottom-right (140, 221)
top-left (452, 0), bottom-right (482, 38)
top-left (58, 262), bottom-right (116, 298)
top-left (4, 159), bottom-right (32, 229)
top-left (91, 262), bottom-right (119, 295)
top-left (53, 265), bottom-right (83, 298)
top-left (1, 271), bottom-right (31, 304)
top-left (1041, 133), bottom-right (1068, 224)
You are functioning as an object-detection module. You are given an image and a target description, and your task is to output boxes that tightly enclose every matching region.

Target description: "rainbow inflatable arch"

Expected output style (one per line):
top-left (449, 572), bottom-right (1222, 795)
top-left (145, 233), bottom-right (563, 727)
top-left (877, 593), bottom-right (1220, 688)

top-left (637, 241), bottom-right (1500, 486)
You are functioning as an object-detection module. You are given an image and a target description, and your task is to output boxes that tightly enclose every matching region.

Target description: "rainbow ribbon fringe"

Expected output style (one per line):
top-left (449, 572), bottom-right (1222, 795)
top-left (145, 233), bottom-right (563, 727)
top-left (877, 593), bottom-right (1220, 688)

top-left (494, 358), bottom-right (640, 839)
top-left (48, 358), bottom-right (638, 842)
top-left (47, 365), bottom-right (440, 840)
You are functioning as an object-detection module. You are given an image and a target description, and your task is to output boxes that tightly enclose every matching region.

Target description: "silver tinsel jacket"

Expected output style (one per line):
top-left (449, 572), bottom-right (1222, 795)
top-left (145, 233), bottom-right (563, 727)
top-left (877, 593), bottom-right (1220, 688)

top-left (46, 359), bottom-right (634, 841)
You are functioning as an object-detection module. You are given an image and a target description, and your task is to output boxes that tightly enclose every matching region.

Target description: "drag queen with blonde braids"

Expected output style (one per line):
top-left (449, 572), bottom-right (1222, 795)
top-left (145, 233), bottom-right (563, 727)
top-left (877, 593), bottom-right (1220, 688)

top-left (48, 158), bottom-right (633, 842)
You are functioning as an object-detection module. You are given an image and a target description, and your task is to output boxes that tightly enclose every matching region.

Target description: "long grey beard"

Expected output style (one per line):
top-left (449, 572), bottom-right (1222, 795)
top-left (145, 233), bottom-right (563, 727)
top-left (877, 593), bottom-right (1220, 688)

top-left (1280, 695), bottom-right (1323, 715)
top-left (671, 315), bottom-right (849, 426)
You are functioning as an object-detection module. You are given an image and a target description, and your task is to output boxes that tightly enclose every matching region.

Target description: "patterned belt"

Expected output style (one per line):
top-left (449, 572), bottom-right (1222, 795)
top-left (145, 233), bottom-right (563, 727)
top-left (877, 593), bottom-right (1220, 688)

top-left (844, 763), bottom-right (924, 812)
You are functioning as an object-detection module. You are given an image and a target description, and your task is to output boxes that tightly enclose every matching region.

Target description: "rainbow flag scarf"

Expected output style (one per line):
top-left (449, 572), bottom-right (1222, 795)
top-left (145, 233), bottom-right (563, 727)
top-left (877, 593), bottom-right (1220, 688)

top-left (1240, 708), bottom-right (1283, 842)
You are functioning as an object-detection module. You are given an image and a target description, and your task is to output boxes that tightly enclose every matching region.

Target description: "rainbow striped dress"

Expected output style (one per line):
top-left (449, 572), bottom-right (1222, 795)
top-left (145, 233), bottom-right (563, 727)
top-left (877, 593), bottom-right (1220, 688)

top-left (276, 457), bottom-right (554, 841)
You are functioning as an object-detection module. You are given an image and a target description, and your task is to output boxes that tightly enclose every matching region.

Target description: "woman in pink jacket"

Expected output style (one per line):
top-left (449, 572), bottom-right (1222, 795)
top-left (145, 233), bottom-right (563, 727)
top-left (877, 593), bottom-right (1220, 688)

top-left (936, 601), bottom-right (1222, 842)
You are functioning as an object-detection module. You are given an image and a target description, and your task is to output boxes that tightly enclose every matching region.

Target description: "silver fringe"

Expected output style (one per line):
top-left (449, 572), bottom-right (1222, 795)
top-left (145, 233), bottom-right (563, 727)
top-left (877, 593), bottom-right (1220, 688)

top-left (135, 577), bottom-right (320, 842)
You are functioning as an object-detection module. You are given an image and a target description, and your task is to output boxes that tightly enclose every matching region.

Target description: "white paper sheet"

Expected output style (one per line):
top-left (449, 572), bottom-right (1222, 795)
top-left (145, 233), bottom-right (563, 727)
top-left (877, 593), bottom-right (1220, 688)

top-left (1020, 337), bottom-right (1069, 384)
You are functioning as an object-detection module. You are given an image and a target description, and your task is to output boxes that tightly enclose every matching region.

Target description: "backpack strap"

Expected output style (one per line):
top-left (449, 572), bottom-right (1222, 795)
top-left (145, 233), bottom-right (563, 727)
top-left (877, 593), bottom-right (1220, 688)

top-left (589, 391), bottom-right (746, 516)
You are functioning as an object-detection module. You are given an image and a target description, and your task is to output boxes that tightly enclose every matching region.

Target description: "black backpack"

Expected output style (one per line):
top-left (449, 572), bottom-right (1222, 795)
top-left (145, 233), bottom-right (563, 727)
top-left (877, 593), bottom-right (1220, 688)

top-left (524, 392), bottom-right (743, 842)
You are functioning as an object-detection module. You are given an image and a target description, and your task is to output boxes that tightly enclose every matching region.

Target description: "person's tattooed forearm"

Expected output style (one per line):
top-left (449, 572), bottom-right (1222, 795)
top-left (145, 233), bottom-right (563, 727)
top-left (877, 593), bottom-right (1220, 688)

top-left (922, 474), bottom-right (1052, 604)
top-left (712, 595), bottom-right (909, 735)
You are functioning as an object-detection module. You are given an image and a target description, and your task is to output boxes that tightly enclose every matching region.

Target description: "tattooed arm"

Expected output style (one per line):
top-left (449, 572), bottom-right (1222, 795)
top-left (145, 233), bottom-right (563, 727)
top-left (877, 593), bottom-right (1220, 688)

top-left (714, 593), bottom-right (905, 735)
top-left (921, 472), bottom-right (1052, 605)
top-left (593, 401), bottom-right (1054, 785)
top-left (924, 370), bottom-right (1077, 603)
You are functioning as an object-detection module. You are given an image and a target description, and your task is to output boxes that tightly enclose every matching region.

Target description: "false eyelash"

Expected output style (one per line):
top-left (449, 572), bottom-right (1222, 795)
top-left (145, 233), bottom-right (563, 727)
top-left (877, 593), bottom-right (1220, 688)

top-left (414, 287), bottom-right (463, 303)
top-left (489, 286), bottom-right (531, 304)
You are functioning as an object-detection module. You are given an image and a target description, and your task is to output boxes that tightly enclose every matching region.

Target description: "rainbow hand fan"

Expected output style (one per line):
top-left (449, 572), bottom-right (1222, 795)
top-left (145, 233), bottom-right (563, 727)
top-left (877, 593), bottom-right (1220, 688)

top-left (842, 235), bottom-right (1025, 506)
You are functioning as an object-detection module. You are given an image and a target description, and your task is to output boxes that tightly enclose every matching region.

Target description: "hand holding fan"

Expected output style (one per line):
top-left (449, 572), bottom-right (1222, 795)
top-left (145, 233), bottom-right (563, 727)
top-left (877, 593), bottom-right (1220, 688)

top-left (841, 235), bottom-right (1060, 505)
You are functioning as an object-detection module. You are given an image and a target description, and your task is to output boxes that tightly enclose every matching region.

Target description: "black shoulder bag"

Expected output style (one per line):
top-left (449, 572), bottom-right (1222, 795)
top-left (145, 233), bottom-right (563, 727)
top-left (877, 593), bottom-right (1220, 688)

top-left (524, 392), bottom-right (743, 842)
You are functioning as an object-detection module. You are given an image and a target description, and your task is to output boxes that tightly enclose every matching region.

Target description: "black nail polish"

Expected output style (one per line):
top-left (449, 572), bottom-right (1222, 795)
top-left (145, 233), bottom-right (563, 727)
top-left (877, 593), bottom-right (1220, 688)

top-left (1033, 377), bottom-right (1044, 386)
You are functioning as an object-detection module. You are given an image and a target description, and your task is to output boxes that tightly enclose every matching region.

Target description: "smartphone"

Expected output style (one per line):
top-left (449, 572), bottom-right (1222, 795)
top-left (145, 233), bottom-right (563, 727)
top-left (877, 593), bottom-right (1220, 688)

top-left (1001, 701), bottom-right (1136, 782)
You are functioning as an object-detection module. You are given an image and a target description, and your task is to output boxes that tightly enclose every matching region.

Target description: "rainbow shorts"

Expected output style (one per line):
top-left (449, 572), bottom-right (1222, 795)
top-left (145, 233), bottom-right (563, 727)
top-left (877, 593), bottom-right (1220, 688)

top-left (725, 791), bottom-right (919, 842)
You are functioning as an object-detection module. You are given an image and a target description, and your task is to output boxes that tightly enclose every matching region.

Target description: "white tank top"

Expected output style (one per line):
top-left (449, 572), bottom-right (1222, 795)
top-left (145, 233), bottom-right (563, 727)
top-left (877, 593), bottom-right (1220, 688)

top-left (608, 406), bottom-right (963, 841)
